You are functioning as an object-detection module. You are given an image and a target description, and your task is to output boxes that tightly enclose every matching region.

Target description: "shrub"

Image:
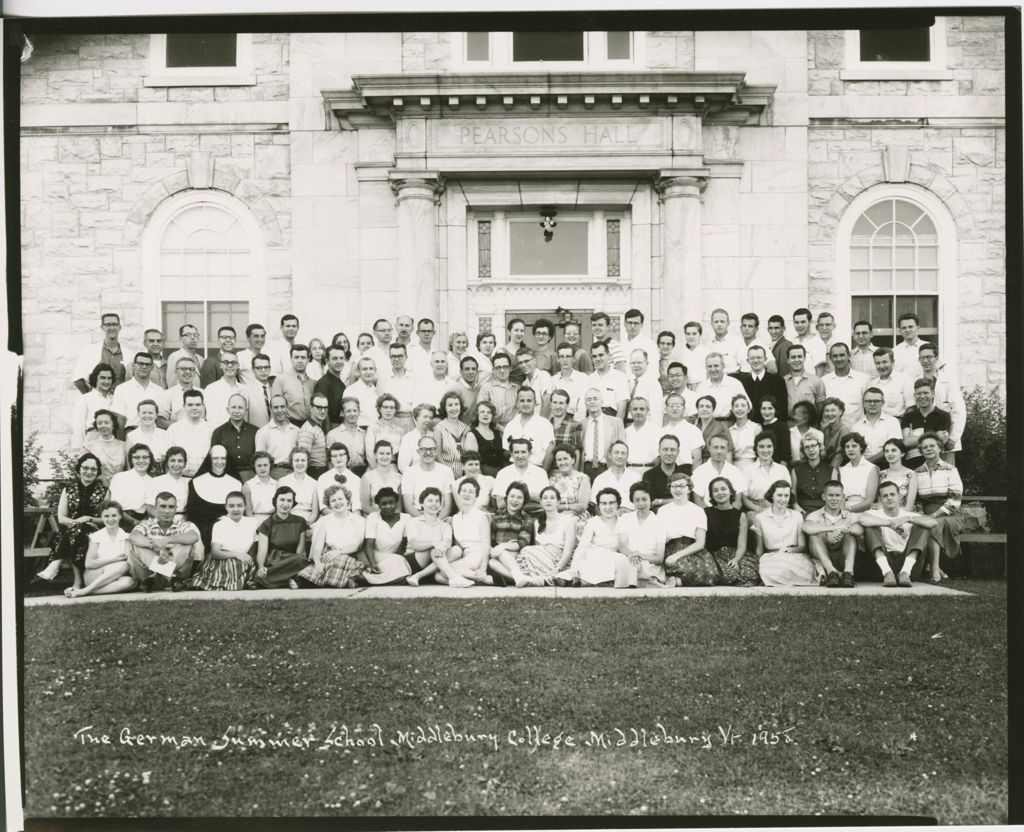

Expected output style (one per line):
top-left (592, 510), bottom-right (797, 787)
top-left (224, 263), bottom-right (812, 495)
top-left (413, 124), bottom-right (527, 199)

top-left (959, 386), bottom-right (1006, 497)
top-left (22, 431), bottom-right (79, 509)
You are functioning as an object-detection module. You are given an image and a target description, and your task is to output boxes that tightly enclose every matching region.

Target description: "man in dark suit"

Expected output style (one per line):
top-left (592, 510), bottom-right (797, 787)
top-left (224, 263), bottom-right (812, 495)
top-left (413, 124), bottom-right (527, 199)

top-left (733, 345), bottom-right (788, 419)
top-left (767, 314), bottom-right (793, 378)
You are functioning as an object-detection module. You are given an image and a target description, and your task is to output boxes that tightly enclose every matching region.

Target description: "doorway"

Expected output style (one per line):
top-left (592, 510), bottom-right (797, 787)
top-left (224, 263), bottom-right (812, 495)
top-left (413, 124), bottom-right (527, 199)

top-left (505, 309), bottom-right (604, 351)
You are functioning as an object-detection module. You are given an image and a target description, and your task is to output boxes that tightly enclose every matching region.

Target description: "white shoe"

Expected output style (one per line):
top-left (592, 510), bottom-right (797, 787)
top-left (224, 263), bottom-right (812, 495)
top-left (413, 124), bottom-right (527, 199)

top-left (37, 561), bottom-right (61, 582)
top-left (449, 575), bottom-right (474, 588)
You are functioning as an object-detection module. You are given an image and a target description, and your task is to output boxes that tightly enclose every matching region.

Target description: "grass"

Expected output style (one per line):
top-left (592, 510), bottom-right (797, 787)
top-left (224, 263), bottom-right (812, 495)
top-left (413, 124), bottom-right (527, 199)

top-left (22, 582), bottom-right (1007, 823)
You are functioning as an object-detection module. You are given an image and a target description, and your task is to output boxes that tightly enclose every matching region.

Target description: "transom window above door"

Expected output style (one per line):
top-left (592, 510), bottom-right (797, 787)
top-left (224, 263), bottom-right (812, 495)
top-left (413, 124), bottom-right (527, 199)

top-left (459, 31), bottom-right (639, 69)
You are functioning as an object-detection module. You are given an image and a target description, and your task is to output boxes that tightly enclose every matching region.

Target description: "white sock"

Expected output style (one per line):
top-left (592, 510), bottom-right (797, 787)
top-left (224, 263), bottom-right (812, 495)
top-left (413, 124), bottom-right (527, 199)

top-left (901, 553), bottom-right (917, 575)
top-left (874, 552), bottom-right (891, 574)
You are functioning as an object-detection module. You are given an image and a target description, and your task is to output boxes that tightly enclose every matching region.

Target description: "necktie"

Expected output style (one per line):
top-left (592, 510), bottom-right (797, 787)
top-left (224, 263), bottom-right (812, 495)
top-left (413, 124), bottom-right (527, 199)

top-left (262, 384), bottom-right (271, 419)
top-left (630, 377), bottom-right (638, 400)
top-left (590, 417), bottom-right (600, 463)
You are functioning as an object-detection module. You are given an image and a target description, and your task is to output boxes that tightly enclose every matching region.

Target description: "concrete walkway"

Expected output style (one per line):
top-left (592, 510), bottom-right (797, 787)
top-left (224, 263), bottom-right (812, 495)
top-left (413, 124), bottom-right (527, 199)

top-left (24, 581), bottom-right (971, 607)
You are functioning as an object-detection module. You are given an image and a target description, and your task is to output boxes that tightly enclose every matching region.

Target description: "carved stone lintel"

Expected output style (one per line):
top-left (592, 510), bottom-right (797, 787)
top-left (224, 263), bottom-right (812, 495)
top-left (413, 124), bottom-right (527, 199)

top-left (882, 145), bottom-right (910, 183)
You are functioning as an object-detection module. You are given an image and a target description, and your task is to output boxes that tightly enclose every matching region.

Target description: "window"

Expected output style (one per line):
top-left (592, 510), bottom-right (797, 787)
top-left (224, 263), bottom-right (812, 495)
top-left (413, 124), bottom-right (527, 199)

top-left (145, 33), bottom-right (254, 86)
top-left (469, 210), bottom-right (628, 283)
top-left (460, 31), bottom-right (639, 69)
top-left (842, 19), bottom-right (950, 81)
top-left (143, 192), bottom-right (266, 348)
top-left (845, 195), bottom-right (948, 352)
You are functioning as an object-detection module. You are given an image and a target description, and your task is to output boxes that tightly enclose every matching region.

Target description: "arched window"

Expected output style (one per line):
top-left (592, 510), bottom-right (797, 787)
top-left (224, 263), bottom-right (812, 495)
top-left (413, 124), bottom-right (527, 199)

top-left (143, 191), bottom-right (265, 355)
top-left (835, 184), bottom-right (957, 362)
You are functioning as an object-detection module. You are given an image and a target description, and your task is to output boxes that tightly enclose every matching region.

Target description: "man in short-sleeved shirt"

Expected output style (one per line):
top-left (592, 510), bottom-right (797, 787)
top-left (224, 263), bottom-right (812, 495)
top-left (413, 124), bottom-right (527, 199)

top-left (111, 351), bottom-right (169, 432)
top-left (900, 381), bottom-right (953, 468)
top-left (271, 343), bottom-right (315, 426)
top-left (401, 435), bottom-right (455, 518)
top-left (73, 312), bottom-right (127, 393)
top-left (820, 343), bottom-right (868, 423)
top-left (802, 480), bottom-right (862, 587)
top-left (783, 344), bottom-right (826, 418)
top-left (691, 435), bottom-right (747, 508)
top-left (502, 388), bottom-right (555, 468)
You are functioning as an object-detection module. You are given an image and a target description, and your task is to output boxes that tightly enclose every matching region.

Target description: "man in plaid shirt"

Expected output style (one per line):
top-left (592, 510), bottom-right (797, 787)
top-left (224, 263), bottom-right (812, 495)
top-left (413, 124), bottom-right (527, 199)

top-left (548, 389), bottom-right (582, 469)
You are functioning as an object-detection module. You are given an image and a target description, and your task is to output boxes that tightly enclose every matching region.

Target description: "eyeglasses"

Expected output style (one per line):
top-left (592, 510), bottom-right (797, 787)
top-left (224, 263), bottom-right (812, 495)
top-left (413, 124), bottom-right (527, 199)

top-left (254, 364), bottom-right (271, 371)
top-left (178, 367), bottom-right (196, 373)
top-left (419, 447), bottom-right (437, 453)
top-left (221, 360), bottom-right (239, 366)
top-left (311, 404), bottom-right (328, 410)
top-left (418, 328), bottom-right (434, 334)
top-left (79, 465), bottom-right (100, 472)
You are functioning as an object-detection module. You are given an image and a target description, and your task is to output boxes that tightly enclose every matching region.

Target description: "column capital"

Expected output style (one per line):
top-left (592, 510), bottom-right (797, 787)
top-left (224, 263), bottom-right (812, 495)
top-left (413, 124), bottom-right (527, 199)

top-left (388, 170), bottom-right (445, 202)
top-left (655, 169), bottom-right (709, 199)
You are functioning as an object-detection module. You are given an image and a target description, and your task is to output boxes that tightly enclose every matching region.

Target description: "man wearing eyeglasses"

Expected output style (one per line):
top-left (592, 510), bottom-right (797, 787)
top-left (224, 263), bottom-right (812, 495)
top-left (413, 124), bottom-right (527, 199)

top-left (111, 351), bottom-right (170, 436)
top-left (297, 393), bottom-right (331, 478)
top-left (849, 387), bottom-right (903, 467)
top-left (73, 312), bottom-right (127, 393)
top-left (200, 326), bottom-right (238, 387)
top-left (165, 357), bottom-right (205, 423)
top-left (243, 354), bottom-right (274, 429)
top-left (407, 317), bottom-right (437, 376)
top-left (202, 351), bottom-right (248, 424)
top-left (143, 329), bottom-right (168, 388)
top-left (167, 324), bottom-right (205, 389)
top-left (400, 436), bottom-right (455, 518)
top-left (366, 318), bottom-right (395, 384)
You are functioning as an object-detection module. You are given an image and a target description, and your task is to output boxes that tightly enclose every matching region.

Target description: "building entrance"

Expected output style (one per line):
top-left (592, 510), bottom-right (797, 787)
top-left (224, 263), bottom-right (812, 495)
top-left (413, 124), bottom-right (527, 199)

top-left (504, 309), bottom-right (606, 352)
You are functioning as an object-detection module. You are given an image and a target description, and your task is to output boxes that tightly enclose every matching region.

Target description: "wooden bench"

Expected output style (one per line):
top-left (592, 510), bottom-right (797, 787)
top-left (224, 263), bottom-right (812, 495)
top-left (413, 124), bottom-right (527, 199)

top-left (960, 496), bottom-right (1007, 577)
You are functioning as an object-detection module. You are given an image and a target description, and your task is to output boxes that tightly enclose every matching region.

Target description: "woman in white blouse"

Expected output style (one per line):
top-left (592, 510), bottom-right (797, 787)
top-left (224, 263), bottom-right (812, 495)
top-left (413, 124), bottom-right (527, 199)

top-left (728, 394), bottom-right (760, 472)
top-left (64, 501), bottom-right (135, 598)
top-left (741, 432), bottom-right (791, 527)
top-left (71, 363), bottom-right (115, 450)
top-left (242, 451), bottom-right (278, 520)
top-left (839, 432), bottom-right (879, 512)
top-left (145, 446), bottom-right (190, 518)
top-left (515, 485), bottom-right (575, 586)
top-left (440, 479), bottom-right (493, 587)
top-left (108, 443), bottom-right (154, 526)
top-left (191, 491), bottom-right (259, 591)
top-left (361, 487), bottom-right (413, 585)
top-left (617, 481), bottom-right (667, 586)
top-left (125, 400), bottom-right (169, 469)
top-left (657, 473), bottom-right (712, 586)
top-left (278, 447), bottom-right (320, 524)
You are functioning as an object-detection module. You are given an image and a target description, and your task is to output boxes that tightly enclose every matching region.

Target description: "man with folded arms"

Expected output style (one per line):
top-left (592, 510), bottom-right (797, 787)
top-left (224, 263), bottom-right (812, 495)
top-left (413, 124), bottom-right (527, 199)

top-left (858, 480), bottom-right (937, 587)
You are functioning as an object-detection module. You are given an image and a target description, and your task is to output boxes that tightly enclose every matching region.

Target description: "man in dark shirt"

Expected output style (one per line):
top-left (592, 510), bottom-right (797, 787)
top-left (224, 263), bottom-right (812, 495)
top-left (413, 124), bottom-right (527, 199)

top-left (767, 314), bottom-right (792, 378)
top-left (313, 343), bottom-right (348, 427)
top-left (900, 379), bottom-right (953, 470)
top-left (210, 392), bottom-right (258, 481)
top-left (733, 345), bottom-right (788, 417)
top-left (642, 434), bottom-right (686, 508)
top-left (200, 326), bottom-right (237, 387)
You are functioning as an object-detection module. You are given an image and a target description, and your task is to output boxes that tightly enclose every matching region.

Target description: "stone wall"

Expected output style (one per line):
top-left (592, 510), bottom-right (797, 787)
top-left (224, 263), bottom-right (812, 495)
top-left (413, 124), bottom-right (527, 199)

top-left (20, 33), bottom-right (292, 450)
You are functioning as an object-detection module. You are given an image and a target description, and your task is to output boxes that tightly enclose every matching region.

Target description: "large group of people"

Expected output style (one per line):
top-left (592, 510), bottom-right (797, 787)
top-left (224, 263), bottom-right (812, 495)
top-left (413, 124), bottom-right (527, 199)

top-left (38, 305), bottom-right (968, 596)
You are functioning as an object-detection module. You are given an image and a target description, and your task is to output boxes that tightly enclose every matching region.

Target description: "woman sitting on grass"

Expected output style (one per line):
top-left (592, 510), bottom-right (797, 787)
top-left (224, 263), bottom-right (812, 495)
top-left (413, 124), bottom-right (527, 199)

top-left (362, 487), bottom-right (414, 585)
top-left (37, 452), bottom-right (108, 589)
top-left (879, 438), bottom-right (918, 511)
top-left (488, 482), bottom-right (534, 586)
top-left (191, 491), bottom-right (259, 591)
top-left (253, 486), bottom-right (310, 590)
top-left (741, 432), bottom-right (791, 527)
top-left (704, 476), bottom-right (756, 586)
top-left (658, 473), bottom-right (713, 586)
top-left (515, 485), bottom-right (576, 586)
top-left (617, 481), bottom-right (668, 586)
top-left (754, 480), bottom-right (817, 587)
top-left (557, 487), bottom-right (634, 588)
top-left (295, 484), bottom-right (372, 589)
top-left (438, 478), bottom-right (493, 587)
top-left (63, 501), bottom-right (136, 598)
top-left (404, 487), bottom-right (453, 586)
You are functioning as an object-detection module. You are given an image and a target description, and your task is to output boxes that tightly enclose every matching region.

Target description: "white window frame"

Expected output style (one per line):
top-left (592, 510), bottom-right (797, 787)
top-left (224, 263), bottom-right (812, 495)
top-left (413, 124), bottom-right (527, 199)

top-left (467, 209), bottom-right (631, 286)
top-left (842, 19), bottom-right (951, 81)
top-left (145, 33), bottom-right (254, 87)
top-left (455, 31), bottom-right (643, 70)
top-left (834, 183), bottom-right (957, 364)
top-left (141, 189), bottom-right (266, 337)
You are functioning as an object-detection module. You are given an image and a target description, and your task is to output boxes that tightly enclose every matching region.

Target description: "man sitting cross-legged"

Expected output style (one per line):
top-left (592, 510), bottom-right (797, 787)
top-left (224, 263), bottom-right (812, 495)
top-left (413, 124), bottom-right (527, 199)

top-left (857, 480), bottom-right (938, 588)
top-left (801, 480), bottom-right (863, 589)
top-left (127, 492), bottom-right (202, 591)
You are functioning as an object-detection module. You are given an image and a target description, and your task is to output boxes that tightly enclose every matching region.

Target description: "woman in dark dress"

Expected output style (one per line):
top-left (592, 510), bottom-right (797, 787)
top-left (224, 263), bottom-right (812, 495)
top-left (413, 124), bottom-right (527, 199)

top-left (185, 445), bottom-right (243, 551)
top-left (757, 396), bottom-right (791, 464)
top-left (37, 452), bottom-right (109, 588)
top-left (791, 432), bottom-right (839, 515)
top-left (254, 486), bottom-right (311, 589)
top-left (704, 475), bottom-right (756, 586)
top-left (464, 400), bottom-right (506, 477)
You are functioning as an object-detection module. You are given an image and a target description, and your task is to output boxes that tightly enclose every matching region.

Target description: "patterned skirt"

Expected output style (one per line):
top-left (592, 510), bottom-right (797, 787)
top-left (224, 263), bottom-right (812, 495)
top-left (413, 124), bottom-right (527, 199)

top-left (921, 498), bottom-right (963, 559)
top-left (296, 549), bottom-right (366, 588)
top-left (363, 550), bottom-right (412, 585)
top-left (191, 557), bottom-right (254, 591)
top-left (709, 546), bottom-right (760, 587)
top-left (758, 551), bottom-right (821, 587)
top-left (664, 536), bottom-right (719, 587)
top-left (517, 543), bottom-right (562, 578)
top-left (254, 549), bottom-right (310, 589)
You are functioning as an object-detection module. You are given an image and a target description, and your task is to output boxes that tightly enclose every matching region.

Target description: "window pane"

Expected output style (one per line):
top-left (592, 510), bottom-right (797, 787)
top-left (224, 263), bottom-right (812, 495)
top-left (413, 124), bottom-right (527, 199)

top-left (871, 248), bottom-right (891, 269)
top-left (607, 31), bottom-right (631, 59)
top-left (913, 215), bottom-right (937, 236)
top-left (512, 32), bottom-right (585, 62)
top-left (918, 247), bottom-right (937, 268)
top-left (894, 270), bottom-right (915, 291)
top-left (892, 222), bottom-right (915, 240)
top-left (871, 270), bottom-right (893, 291)
top-left (509, 220), bottom-right (588, 275)
top-left (162, 302), bottom-right (206, 351)
top-left (918, 269), bottom-right (938, 292)
top-left (477, 220), bottom-right (491, 278)
top-left (606, 219), bottom-right (620, 277)
top-left (851, 246), bottom-right (870, 269)
top-left (865, 202), bottom-right (892, 227)
top-left (166, 33), bottom-right (238, 68)
top-left (852, 215), bottom-right (875, 236)
top-left (894, 200), bottom-right (924, 227)
top-left (467, 31), bottom-right (490, 61)
top-left (859, 27), bottom-right (930, 62)
top-left (894, 246), bottom-right (914, 268)
top-left (850, 270), bottom-right (870, 292)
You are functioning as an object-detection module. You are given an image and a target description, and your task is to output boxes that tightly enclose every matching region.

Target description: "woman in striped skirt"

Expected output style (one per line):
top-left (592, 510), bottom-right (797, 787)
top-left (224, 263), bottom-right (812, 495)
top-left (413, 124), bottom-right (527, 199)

top-left (516, 486), bottom-right (575, 586)
top-left (191, 491), bottom-right (258, 591)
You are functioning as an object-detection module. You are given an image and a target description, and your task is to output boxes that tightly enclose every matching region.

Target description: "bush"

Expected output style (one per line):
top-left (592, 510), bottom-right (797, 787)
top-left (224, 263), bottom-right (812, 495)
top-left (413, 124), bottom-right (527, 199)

top-left (22, 431), bottom-right (79, 510)
top-left (959, 386), bottom-right (1006, 497)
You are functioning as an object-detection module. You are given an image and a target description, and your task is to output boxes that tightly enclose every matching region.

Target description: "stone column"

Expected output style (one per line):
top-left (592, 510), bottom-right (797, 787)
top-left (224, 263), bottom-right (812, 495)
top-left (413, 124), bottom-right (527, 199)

top-left (389, 172), bottom-right (444, 320)
top-left (656, 171), bottom-right (708, 326)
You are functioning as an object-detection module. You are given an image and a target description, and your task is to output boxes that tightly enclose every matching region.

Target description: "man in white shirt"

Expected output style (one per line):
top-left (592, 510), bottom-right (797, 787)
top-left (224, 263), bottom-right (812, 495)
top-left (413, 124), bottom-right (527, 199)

top-left (516, 349), bottom-right (553, 416)
top-left (366, 318), bottom-right (395, 384)
top-left (165, 389), bottom-right (212, 477)
top-left (917, 343), bottom-right (966, 455)
top-left (550, 343), bottom-right (589, 414)
top-left (395, 315), bottom-right (415, 348)
top-left (580, 388), bottom-right (626, 480)
top-left (264, 313), bottom-right (300, 378)
top-left (625, 348), bottom-right (664, 425)
top-left (891, 312), bottom-right (930, 374)
top-left (501, 387), bottom-right (555, 468)
top-left (202, 351), bottom-right (247, 425)
top-left (406, 317), bottom-right (437, 376)
top-left (345, 357), bottom-right (381, 428)
top-left (243, 353), bottom-right (274, 429)
top-left (680, 322), bottom-right (709, 387)
top-left (494, 438), bottom-right (550, 509)
top-left (622, 308), bottom-right (659, 373)
top-left (73, 311), bottom-right (127, 393)
top-left (705, 308), bottom-right (744, 375)
top-left (792, 307), bottom-right (827, 373)
top-left (584, 341), bottom-right (629, 420)
top-left (236, 323), bottom-right (267, 386)
top-left (737, 313), bottom-right (778, 374)
top-left (255, 394), bottom-right (300, 479)
top-left (590, 312), bottom-right (626, 371)
top-left (869, 348), bottom-right (914, 418)
top-left (166, 323), bottom-right (205, 389)
top-left (111, 351), bottom-right (169, 434)
top-left (858, 480), bottom-right (937, 586)
top-left (142, 328), bottom-right (168, 389)
top-left (693, 353), bottom-right (748, 418)
top-left (413, 350), bottom-right (454, 410)
top-left (401, 434), bottom-right (455, 518)
top-left (661, 393), bottom-right (705, 470)
top-left (165, 356), bottom-right (204, 422)
top-left (691, 435), bottom-right (747, 509)
top-left (623, 397), bottom-right (661, 472)
top-left (815, 312), bottom-right (839, 373)
top-left (663, 362), bottom-right (699, 416)
top-left (849, 320), bottom-right (879, 375)
top-left (382, 343), bottom-right (416, 430)
top-left (821, 343), bottom-right (868, 423)
top-left (850, 387), bottom-right (902, 465)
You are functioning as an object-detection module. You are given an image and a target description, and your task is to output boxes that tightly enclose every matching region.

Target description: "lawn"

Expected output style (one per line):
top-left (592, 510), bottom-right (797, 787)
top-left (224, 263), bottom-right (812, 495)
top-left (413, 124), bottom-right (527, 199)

top-left (22, 581), bottom-right (1007, 823)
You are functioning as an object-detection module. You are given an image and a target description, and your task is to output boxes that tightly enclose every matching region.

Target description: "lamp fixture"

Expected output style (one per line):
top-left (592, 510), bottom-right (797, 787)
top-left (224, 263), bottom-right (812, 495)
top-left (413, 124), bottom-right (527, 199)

top-left (539, 206), bottom-right (558, 242)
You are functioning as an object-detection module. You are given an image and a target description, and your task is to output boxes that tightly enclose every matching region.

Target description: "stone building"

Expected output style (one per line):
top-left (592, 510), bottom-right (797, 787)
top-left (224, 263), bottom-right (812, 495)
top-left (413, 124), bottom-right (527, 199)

top-left (19, 22), bottom-right (1006, 452)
